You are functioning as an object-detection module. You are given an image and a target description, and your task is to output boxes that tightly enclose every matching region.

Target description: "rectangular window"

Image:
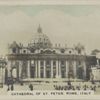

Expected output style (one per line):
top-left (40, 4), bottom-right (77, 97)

top-left (40, 61), bottom-right (44, 66)
top-left (61, 60), bottom-right (65, 65)
top-left (46, 60), bottom-right (50, 65)
top-left (53, 61), bottom-right (56, 66)
top-left (78, 61), bottom-right (81, 65)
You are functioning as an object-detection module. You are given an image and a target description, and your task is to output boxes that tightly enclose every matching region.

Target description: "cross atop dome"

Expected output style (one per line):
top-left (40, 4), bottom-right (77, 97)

top-left (37, 24), bottom-right (42, 33)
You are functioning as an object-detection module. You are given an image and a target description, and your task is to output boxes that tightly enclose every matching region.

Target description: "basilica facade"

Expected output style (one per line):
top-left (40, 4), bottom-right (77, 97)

top-left (6, 25), bottom-right (97, 82)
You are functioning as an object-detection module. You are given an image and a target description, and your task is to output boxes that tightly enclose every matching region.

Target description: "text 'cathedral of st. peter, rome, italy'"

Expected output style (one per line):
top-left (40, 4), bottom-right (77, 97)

top-left (2, 24), bottom-right (98, 84)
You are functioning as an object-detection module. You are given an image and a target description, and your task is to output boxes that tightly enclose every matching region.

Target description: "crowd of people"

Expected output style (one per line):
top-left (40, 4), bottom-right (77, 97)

top-left (6, 78), bottom-right (100, 92)
top-left (53, 81), bottom-right (98, 91)
top-left (53, 84), bottom-right (97, 91)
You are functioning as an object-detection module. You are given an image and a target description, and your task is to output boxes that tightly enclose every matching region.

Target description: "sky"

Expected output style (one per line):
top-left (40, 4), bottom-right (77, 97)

top-left (0, 5), bottom-right (100, 55)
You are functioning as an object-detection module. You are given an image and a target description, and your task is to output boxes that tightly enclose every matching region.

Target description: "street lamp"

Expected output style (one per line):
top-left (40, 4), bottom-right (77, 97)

top-left (0, 58), bottom-right (7, 88)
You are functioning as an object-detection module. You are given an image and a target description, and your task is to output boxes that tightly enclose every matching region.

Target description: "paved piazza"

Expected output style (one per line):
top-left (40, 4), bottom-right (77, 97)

top-left (0, 81), bottom-right (100, 95)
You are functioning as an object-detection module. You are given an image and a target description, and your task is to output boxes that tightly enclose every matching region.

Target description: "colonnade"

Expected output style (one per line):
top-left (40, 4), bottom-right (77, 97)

top-left (7, 59), bottom-right (87, 80)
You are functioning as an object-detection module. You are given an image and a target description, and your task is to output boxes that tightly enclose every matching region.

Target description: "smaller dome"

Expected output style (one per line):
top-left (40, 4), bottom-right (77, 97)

top-left (29, 25), bottom-right (52, 49)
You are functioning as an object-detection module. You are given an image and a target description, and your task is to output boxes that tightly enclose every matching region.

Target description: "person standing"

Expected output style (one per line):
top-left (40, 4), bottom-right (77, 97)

top-left (7, 84), bottom-right (10, 91)
top-left (29, 84), bottom-right (33, 91)
top-left (11, 84), bottom-right (14, 91)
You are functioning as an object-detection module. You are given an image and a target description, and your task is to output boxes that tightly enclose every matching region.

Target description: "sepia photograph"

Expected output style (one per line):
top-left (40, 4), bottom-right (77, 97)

top-left (0, 0), bottom-right (100, 99)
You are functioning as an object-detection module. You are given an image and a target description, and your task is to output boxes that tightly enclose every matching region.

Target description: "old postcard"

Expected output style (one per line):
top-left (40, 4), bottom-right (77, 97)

top-left (0, 0), bottom-right (100, 99)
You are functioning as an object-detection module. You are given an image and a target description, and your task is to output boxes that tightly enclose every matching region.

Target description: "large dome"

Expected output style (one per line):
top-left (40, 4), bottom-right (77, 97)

top-left (29, 25), bottom-right (52, 50)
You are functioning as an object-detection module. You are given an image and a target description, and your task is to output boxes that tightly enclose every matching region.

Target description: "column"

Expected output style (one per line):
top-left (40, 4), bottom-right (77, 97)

top-left (16, 61), bottom-right (19, 80)
top-left (58, 60), bottom-right (61, 78)
top-left (73, 60), bottom-right (77, 78)
top-left (56, 60), bottom-right (59, 78)
top-left (2, 67), bottom-right (5, 83)
top-left (43, 60), bottom-right (46, 78)
top-left (7, 61), bottom-right (12, 77)
top-left (35, 60), bottom-right (38, 78)
top-left (27, 60), bottom-right (30, 78)
top-left (97, 59), bottom-right (99, 66)
top-left (31, 60), bottom-right (35, 78)
top-left (11, 61), bottom-right (13, 77)
top-left (19, 61), bottom-right (22, 79)
top-left (66, 60), bottom-right (69, 78)
top-left (38, 60), bottom-right (41, 78)
top-left (0, 67), bottom-right (5, 85)
top-left (83, 61), bottom-right (86, 79)
top-left (0, 67), bottom-right (2, 83)
top-left (51, 60), bottom-right (53, 78)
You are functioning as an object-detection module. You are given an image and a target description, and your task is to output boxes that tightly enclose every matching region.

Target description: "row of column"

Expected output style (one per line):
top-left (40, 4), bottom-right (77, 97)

top-left (26, 60), bottom-right (83, 79)
top-left (36, 60), bottom-right (62, 78)
top-left (7, 60), bottom-right (86, 79)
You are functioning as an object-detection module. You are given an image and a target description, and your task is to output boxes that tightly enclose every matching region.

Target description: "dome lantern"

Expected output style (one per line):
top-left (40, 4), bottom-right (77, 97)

top-left (37, 24), bottom-right (42, 33)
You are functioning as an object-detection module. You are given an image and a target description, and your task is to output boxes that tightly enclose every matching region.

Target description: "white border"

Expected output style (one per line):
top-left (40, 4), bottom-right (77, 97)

top-left (0, 0), bottom-right (100, 100)
top-left (0, 0), bottom-right (100, 5)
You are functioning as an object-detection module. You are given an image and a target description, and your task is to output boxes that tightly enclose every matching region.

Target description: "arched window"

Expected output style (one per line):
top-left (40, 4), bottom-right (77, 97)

top-left (12, 48), bottom-right (16, 53)
top-left (78, 61), bottom-right (81, 65)
top-left (40, 50), bottom-right (43, 53)
top-left (23, 50), bottom-right (26, 53)
top-left (31, 49), bottom-right (35, 53)
top-left (61, 49), bottom-right (65, 53)
top-left (69, 51), bottom-right (72, 54)
top-left (53, 61), bottom-right (56, 66)
top-left (61, 60), bottom-right (65, 65)
top-left (46, 60), bottom-right (50, 65)
top-left (53, 50), bottom-right (56, 53)
top-left (78, 49), bottom-right (81, 54)
top-left (40, 61), bottom-right (44, 66)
